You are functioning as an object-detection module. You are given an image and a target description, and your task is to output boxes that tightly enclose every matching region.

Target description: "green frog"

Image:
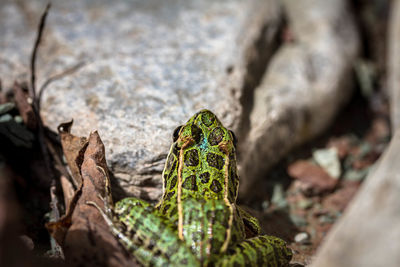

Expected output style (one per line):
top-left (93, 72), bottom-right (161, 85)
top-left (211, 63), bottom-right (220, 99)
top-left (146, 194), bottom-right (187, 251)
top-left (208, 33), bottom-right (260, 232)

top-left (89, 110), bottom-right (292, 266)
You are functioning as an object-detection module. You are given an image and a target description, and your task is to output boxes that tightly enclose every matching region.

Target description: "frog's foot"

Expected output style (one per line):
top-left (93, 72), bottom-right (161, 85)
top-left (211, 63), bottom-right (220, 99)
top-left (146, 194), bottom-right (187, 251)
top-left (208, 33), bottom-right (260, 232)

top-left (217, 235), bottom-right (293, 267)
top-left (236, 205), bottom-right (261, 237)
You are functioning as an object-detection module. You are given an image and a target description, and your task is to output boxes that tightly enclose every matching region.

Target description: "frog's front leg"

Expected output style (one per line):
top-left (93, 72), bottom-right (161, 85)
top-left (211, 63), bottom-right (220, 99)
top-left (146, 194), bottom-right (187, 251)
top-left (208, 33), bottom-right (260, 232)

top-left (90, 197), bottom-right (200, 267)
top-left (216, 235), bottom-right (293, 267)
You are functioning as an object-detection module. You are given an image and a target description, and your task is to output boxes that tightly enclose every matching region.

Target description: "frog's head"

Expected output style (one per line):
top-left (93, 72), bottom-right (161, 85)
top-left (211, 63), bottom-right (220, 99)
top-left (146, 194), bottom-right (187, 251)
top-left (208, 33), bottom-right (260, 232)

top-left (174, 109), bottom-right (237, 152)
top-left (171, 109), bottom-right (239, 201)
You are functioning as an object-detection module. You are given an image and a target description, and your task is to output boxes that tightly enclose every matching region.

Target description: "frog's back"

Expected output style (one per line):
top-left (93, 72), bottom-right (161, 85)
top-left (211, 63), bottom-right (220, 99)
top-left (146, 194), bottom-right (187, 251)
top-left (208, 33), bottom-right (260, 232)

top-left (158, 110), bottom-right (239, 219)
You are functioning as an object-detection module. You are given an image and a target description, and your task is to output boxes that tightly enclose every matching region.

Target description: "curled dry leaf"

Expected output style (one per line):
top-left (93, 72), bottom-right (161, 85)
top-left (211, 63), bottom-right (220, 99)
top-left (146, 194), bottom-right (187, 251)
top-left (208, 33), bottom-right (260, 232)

top-left (58, 120), bottom-right (87, 188)
top-left (47, 130), bottom-right (138, 267)
top-left (288, 160), bottom-right (338, 195)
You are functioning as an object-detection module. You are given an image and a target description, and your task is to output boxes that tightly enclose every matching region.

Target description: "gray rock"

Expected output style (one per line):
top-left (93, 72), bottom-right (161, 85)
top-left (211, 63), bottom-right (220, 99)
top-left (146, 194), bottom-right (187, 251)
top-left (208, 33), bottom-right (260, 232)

top-left (239, 0), bottom-right (359, 195)
top-left (0, 0), bottom-right (282, 200)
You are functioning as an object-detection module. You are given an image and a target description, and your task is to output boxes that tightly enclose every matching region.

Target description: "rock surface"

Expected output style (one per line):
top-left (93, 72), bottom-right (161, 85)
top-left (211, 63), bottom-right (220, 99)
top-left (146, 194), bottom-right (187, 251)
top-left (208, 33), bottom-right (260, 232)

top-left (239, 0), bottom-right (359, 195)
top-left (0, 0), bottom-right (282, 200)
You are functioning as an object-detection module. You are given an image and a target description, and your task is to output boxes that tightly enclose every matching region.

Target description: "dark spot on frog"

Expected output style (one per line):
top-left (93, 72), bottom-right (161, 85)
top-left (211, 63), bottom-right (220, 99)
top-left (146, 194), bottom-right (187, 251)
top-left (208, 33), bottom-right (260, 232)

top-left (147, 239), bottom-right (156, 250)
top-left (170, 207), bottom-right (177, 217)
top-left (162, 204), bottom-right (170, 214)
top-left (172, 125), bottom-right (183, 142)
top-left (172, 143), bottom-right (179, 156)
top-left (191, 124), bottom-right (203, 144)
top-left (206, 153), bottom-right (225, 170)
top-left (154, 250), bottom-right (162, 257)
top-left (169, 175), bottom-right (177, 190)
top-left (210, 179), bottom-right (222, 193)
top-left (201, 111), bottom-right (216, 127)
top-left (199, 172), bottom-right (210, 184)
top-left (166, 154), bottom-right (175, 171)
top-left (208, 127), bottom-right (225, 146)
top-left (182, 175), bottom-right (198, 191)
top-left (164, 191), bottom-right (175, 201)
top-left (259, 236), bottom-right (267, 243)
top-left (184, 149), bottom-right (199, 167)
top-left (163, 173), bottom-right (168, 186)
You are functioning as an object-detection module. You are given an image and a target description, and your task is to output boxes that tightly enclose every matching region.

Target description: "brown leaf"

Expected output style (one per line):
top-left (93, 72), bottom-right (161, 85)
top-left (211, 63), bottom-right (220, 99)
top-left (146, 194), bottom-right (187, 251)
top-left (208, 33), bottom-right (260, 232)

top-left (58, 120), bottom-right (87, 187)
top-left (47, 131), bottom-right (138, 267)
top-left (12, 82), bottom-right (37, 130)
top-left (288, 160), bottom-right (338, 195)
top-left (322, 181), bottom-right (360, 212)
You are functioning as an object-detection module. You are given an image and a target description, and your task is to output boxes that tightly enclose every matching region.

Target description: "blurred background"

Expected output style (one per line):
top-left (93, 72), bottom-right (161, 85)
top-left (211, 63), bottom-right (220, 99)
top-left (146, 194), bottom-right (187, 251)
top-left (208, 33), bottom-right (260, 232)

top-left (0, 0), bottom-right (397, 266)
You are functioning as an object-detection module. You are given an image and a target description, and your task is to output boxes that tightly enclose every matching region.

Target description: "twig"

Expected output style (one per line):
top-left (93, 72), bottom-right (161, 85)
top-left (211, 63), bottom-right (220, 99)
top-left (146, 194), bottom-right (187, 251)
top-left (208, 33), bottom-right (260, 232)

top-left (37, 61), bottom-right (85, 110)
top-left (30, 2), bottom-right (51, 101)
top-left (29, 2), bottom-right (64, 258)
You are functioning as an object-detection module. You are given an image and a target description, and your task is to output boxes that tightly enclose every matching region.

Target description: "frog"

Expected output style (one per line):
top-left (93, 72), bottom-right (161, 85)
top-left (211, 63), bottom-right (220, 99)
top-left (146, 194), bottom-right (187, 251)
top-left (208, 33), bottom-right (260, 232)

top-left (88, 109), bottom-right (292, 266)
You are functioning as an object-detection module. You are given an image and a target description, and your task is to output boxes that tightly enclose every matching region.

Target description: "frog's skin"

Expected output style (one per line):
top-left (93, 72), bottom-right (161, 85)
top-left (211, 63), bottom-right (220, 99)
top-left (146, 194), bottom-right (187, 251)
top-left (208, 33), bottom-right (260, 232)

top-left (90, 110), bottom-right (292, 266)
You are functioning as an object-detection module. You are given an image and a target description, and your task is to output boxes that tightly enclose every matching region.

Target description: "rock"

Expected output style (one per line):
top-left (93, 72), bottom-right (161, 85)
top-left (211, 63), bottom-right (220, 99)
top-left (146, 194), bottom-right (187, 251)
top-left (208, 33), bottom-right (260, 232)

top-left (294, 232), bottom-right (310, 244)
top-left (239, 0), bottom-right (359, 196)
top-left (312, 148), bottom-right (341, 179)
top-left (287, 160), bottom-right (337, 195)
top-left (0, 0), bottom-right (282, 200)
top-left (270, 183), bottom-right (288, 209)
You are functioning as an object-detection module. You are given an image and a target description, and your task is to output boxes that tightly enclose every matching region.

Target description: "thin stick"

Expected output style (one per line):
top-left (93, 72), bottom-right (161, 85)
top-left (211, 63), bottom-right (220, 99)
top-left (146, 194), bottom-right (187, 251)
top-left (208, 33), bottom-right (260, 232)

top-left (30, 2), bottom-right (51, 100)
top-left (37, 61), bottom-right (85, 110)
top-left (30, 3), bottom-right (64, 258)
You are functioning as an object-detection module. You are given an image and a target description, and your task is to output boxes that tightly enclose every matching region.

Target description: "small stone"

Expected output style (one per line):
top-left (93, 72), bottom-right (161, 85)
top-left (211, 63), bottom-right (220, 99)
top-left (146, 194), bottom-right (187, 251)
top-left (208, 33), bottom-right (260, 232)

top-left (271, 183), bottom-right (288, 209)
top-left (312, 147), bottom-right (341, 179)
top-left (14, 115), bottom-right (23, 124)
top-left (294, 232), bottom-right (310, 244)
top-left (297, 199), bottom-right (313, 210)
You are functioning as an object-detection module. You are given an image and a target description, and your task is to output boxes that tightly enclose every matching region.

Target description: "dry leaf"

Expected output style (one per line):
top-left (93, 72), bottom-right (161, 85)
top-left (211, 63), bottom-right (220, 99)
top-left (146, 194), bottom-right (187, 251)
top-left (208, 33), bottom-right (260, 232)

top-left (288, 160), bottom-right (338, 195)
top-left (47, 131), bottom-right (138, 267)
top-left (58, 120), bottom-right (87, 187)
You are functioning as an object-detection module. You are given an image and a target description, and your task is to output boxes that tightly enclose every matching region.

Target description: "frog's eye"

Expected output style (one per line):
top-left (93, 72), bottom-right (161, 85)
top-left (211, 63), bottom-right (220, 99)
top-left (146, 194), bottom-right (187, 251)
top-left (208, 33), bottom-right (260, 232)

top-left (173, 125), bottom-right (183, 142)
top-left (229, 130), bottom-right (237, 148)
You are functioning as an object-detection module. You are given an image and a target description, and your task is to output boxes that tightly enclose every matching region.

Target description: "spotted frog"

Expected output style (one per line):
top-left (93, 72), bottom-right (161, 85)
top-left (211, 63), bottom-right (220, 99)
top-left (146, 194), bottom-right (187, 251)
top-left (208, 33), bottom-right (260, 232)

top-left (90, 110), bottom-right (292, 266)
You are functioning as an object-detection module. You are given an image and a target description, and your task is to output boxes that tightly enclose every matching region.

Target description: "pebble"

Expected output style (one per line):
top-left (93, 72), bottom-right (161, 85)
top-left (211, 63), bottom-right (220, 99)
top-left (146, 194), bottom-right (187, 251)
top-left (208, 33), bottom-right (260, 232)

top-left (294, 232), bottom-right (310, 244)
